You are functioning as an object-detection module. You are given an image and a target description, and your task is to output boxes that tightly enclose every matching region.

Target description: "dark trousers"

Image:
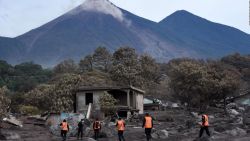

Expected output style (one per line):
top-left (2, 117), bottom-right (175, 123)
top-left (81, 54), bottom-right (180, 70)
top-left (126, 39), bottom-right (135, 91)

top-left (199, 126), bottom-right (210, 137)
top-left (94, 129), bottom-right (100, 140)
top-left (77, 129), bottom-right (83, 139)
top-left (118, 130), bottom-right (125, 141)
top-left (145, 128), bottom-right (152, 141)
top-left (61, 130), bottom-right (67, 141)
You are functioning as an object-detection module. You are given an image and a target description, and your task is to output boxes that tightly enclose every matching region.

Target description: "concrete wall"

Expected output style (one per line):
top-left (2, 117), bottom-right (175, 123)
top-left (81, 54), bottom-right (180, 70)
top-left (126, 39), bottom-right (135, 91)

top-left (77, 89), bottom-right (144, 114)
top-left (77, 91), bottom-right (104, 112)
top-left (136, 93), bottom-right (144, 114)
top-left (77, 92), bottom-right (87, 112)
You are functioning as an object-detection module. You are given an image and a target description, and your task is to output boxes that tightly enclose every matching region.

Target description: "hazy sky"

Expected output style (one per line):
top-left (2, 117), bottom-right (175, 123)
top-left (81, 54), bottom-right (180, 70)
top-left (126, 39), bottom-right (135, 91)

top-left (0, 0), bottom-right (249, 37)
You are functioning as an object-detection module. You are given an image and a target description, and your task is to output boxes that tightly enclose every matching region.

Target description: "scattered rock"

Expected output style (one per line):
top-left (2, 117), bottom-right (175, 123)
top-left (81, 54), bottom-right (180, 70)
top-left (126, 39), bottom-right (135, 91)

top-left (172, 103), bottom-right (179, 108)
top-left (100, 126), bottom-right (115, 138)
top-left (83, 127), bottom-right (91, 137)
top-left (186, 119), bottom-right (196, 129)
top-left (230, 109), bottom-right (240, 116)
top-left (193, 136), bottom-right (211, 141)
top-left (238, 107), bottom-right (245, 112)
top-left (225, 127), bottom-right (247, 136)
top-left (227, 103), bottom-right (237, 109)
top-left (0, 130), bottom-right (21, 140)
top-left (3, 115), bottom-right (23, 127)
top-left (82, 137), bottom-right (96, 141)
top-left (191, 112), bottom-right (199, 118)
top-left (209, 115), bottom-right (215, 119)
top-left (152, 129), bottom-right (169, 139)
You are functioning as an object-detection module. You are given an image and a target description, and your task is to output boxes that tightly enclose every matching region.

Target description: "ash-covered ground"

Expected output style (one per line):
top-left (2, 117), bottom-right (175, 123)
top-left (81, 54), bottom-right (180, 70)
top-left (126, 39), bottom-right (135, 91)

top-left (1, 105), bottom-right (250, 141)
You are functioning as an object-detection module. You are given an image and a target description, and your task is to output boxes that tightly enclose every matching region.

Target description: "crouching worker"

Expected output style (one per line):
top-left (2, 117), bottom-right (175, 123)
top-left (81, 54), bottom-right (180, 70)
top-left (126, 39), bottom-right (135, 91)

top-left (116, 117), bottom-right (125, 141)
top-left (142, 113), bottom-right (153, 141)
top-left (60, 119), bottom-right (69, 141)
top-left (93, 118), bottom-right (101, 140)
top-left (199, 114), bottom-right (210, 138)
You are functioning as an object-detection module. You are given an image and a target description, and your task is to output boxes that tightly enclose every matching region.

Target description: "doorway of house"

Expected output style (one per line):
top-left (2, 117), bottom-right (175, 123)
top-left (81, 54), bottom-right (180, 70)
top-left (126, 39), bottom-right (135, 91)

top-left (86, 93), bottom-right (93, 105)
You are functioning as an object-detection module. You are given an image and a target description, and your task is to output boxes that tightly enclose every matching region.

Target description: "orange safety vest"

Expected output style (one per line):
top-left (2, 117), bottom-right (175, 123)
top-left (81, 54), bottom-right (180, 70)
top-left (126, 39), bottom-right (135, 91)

top-left (117, 120), bottom-right (125, 131)
top-left (144, 116), bottom-right (152, 128)
top-left (202, 115), bottom-right (209, 126)
top-left (94, 121), bottom-right (101, 129)
top-left (61, 122), bottom-right (68, 131)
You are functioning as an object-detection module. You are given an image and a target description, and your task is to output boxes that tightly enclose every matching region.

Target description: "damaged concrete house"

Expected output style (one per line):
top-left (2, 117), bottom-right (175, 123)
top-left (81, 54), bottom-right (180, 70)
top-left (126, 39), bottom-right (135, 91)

top-left (75, 86), bottom-right (145, 118)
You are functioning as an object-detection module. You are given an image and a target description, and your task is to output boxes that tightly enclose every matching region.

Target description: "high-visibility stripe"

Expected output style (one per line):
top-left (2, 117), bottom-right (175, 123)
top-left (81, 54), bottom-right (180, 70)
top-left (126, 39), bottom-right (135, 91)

top-left (61, 122), bottom-right (68, 131)
top-left (203, 115), bottom-right (209, 126)
top-left (117, 120), bottom-right (125, 131)
top-left (144, 116), bottom-right (152, 128)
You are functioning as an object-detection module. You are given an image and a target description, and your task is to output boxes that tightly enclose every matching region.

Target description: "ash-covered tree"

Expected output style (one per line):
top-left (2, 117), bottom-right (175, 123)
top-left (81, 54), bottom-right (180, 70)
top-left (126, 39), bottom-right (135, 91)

top-left (79, 55), bottom-right (94, 72)
top-left (207, 61), bottom-right (240, 113)
top-left (167, 59), bottom-right (208, 109)
top-left (221, 53), bottom-right (250, 71)
top-left (24, 84), bottom-right (55, 112)
top-left (54, 59), bottom-right (78, 74)
top-left (221, 53), bottom-right (250, 83)
top-left (168, 59), bottom-right (241, 112)
top-left (140, 54), bottom-right (161, 86)
top-left (111, 47), bottom-right (142, 86)
top-left (92, 47), bottom-right (112, 72)
top-left (49, 73), bottom-right (83, 112)
top-left (0, 86), bottom-right (10, 118)
top-left (99, 92), bottom-right (118, 116)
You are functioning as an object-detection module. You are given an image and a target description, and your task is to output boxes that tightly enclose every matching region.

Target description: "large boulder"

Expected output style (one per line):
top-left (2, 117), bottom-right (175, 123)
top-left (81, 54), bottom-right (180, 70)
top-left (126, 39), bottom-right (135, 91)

top-left (152, 129), bottom-right (169, 139)
top-left (46, 113), bottom-right (86, 137)
top-left (99, 125), bottom-right (116, 138)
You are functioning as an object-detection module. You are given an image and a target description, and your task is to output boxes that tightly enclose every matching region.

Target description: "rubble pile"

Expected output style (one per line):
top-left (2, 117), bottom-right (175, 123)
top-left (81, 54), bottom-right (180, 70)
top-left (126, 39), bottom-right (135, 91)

top-left (46, 113), bottom-right (85, 137)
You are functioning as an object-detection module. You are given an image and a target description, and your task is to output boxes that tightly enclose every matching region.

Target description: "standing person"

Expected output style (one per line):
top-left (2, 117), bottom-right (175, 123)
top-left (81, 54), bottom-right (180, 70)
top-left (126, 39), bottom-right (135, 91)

top-left (116, 117), bottom-right (125, 141)
top-left (60, 119), bottom-right (69, 141)
top-left (142, 113), bottom-right (153, 141)
top-left (77, 119), bottom-right (84, 140)
top-left (93, 118), bottom-right (101, 140)
top-left (199, 114), bottom-right (210, 138)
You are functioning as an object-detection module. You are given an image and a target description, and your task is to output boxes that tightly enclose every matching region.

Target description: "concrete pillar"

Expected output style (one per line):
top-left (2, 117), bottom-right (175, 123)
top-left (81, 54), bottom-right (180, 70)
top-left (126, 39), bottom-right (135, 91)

top-left (127, 90), bottom-right (130, 107)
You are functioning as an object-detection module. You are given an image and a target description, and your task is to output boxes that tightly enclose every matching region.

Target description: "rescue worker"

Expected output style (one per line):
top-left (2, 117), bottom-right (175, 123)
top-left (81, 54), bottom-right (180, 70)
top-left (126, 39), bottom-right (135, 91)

top-left (77, 119), bottom-right (84, 140)
top-left (93, 118), bottom-right (101, 140)
top-left (116, 117), bottom-right (125, 141)
top-left (60, 119), bottom-right (69, 141)
top-left (142, 113), bottom-right (153, 141)
top-left (199, 114), bottom-right (210, 138)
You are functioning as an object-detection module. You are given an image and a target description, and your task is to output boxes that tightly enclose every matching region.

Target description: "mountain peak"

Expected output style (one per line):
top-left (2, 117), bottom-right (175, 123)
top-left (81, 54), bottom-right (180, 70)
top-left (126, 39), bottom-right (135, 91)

top-left (172, 10), bottom-right (193, 15)
top-left (70, 0), bottom-right (124, 22)
top-left (159, 10), bottom-right (205, 24)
